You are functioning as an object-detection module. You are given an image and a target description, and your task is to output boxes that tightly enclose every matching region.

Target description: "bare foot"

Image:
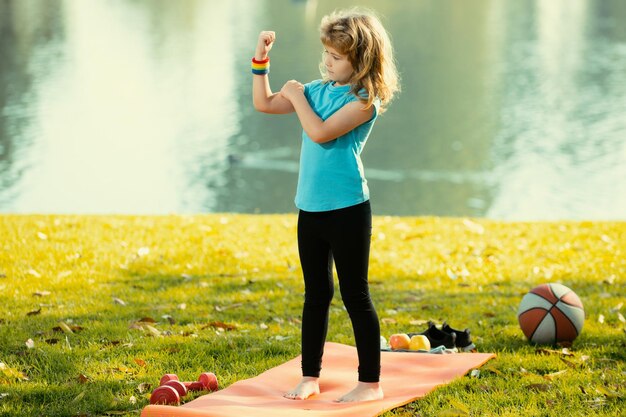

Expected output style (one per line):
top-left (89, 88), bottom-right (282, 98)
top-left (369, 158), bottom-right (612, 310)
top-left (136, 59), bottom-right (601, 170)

top-left (335, 382), bottom-right (383, 403)
top-left (284, 376), bottom-right (320, 400)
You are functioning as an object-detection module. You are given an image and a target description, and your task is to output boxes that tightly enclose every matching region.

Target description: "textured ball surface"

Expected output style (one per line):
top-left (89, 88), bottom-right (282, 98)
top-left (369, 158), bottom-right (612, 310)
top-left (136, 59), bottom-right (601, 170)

top-left (517, 283), bottom-right (584, 344)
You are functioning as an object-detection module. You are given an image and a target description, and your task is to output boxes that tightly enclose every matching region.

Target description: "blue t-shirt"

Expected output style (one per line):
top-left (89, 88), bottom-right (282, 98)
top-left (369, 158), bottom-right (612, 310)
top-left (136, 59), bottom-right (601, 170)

top-left (295, 79), bottom-right (380, 212)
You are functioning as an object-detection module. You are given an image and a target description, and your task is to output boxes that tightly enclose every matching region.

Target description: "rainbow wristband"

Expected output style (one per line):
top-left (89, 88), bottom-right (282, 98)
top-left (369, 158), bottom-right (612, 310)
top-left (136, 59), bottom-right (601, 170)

top-left (251, 57), bottom-right (270, 75)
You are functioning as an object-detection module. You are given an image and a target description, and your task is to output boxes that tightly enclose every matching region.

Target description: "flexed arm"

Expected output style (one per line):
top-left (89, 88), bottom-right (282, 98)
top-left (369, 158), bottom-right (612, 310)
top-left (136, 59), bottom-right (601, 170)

top-left (252, 31), bottom-right (294, 114)
top-left (280, 80), bottom-right (374, 143)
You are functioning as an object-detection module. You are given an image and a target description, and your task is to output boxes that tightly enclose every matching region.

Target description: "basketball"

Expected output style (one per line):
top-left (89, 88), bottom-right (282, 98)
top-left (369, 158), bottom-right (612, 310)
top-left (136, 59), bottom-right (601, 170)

top-left (517, 283), bottom-right (585, 345)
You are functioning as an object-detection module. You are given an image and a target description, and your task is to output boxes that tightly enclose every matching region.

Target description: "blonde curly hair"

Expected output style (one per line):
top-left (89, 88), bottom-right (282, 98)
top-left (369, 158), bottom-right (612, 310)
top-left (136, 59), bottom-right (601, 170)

top-left (319, 8), bottom-right (400, 113)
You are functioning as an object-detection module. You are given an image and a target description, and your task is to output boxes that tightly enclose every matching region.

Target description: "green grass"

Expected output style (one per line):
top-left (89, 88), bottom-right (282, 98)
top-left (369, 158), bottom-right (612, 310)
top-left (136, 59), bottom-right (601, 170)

top-left (0, 214), bottom-right (624, 416)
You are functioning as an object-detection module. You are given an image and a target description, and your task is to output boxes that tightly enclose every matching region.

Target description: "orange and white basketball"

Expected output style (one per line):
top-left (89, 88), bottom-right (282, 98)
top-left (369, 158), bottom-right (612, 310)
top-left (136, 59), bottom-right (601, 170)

top-left (517, 283), bottom-right (584, 345)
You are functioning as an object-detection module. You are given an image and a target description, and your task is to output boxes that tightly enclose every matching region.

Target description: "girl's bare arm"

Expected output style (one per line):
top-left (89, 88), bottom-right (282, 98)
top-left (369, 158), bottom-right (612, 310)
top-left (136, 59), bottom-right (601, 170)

top-left (281, 80), bottom-right (374, 143)
top-left (252, 31), bottom-right (294, 114)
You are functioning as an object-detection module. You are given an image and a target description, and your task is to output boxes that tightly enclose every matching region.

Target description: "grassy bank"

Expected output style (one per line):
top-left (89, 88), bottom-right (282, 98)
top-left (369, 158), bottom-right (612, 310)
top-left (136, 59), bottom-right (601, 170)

top-left (0, 215), bottom-right (624, 416)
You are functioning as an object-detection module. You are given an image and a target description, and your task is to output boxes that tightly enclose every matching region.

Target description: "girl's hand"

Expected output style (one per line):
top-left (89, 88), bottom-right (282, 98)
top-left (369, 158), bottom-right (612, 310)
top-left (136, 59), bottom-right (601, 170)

top-left (255, 31), bottom-right (275, 60)
top-left (280, 80), bottom-right (304, 102)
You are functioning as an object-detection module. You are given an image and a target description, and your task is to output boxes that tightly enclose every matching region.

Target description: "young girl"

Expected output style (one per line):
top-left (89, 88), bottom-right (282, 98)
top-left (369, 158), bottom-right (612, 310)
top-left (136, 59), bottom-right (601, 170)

top-left (251, 9), bottom-right (399, 403)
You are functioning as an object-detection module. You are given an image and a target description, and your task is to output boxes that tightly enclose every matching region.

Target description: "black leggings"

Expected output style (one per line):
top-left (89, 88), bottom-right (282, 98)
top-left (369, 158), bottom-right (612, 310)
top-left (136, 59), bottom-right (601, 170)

top-left (297, 200), bottom-right (381, 383)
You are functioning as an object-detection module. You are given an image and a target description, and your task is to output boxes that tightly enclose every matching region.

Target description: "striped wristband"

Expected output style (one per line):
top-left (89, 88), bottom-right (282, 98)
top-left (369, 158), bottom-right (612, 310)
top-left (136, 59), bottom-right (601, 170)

top-left (251, 57), bottom-right (270, 75)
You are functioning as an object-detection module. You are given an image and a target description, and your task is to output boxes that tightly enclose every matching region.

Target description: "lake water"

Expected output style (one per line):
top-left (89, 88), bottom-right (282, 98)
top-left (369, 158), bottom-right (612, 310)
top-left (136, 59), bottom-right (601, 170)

top-left (1, 0), bottom-right (625, 219)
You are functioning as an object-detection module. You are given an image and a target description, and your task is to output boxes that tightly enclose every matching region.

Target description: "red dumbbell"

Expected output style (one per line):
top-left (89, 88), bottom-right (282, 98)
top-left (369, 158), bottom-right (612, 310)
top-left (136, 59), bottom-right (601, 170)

top-left (149, 380), bottom-right (188, 405)
top-left (150, 385), bottom-right (180, 405)
top-left (159, 372), bottom-right (219, 392)
top-left (164, 380), bottom-right (188, 396)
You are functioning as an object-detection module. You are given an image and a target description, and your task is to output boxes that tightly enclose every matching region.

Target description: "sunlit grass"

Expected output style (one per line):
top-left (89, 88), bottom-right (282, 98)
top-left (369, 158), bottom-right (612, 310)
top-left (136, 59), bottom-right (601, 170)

top-left (1, 215), bottom-right (624, 416)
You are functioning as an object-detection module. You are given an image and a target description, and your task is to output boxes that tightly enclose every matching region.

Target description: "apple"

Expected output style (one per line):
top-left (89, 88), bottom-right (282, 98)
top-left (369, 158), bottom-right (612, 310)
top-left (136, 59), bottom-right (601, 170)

top-left (389, 333), bottom-right (411, 350)
top-left (409, 335), bottom-right (431, 351)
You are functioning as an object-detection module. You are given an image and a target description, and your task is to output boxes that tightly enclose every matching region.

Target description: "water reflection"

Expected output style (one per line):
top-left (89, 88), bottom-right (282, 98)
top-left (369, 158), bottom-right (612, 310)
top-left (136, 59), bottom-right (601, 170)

top-left (1, 0), bottom-right (257, 213)
top-left (0, 1), bottom-right (64, 208)
top-left (487, 0), bottom-right (626, 219)
top-left (0, 0), bottom-right (624, 219)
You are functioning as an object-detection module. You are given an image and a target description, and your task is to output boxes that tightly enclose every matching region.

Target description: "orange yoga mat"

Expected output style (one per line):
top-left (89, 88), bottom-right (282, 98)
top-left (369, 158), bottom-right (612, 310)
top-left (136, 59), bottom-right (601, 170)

top-left (141, 342), bottom-right (495, 417)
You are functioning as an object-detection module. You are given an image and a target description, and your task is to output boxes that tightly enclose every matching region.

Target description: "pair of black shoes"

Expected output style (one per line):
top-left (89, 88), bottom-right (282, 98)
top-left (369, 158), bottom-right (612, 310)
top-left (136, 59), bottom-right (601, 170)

top-left (408, 321), bottom-right (476, 352)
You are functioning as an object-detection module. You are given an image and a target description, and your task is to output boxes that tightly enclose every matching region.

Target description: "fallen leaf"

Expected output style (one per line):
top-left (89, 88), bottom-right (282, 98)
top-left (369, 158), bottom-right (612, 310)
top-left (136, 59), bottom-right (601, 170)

top-left (481, 364), bottom-right (502, 375)
top-left (113, 298), bottom-right (127, 306)
top-left (53, 323), bottom-right (83, 333)
top-left (595, 386), bottom-right (622, 399)
top-left (78, 374), bottom-right (90, 383)
top-left (536, 348), bottom-right (574, 356)
top-left (26, 269), bottom-right (41, 278)
top-left (115, 366), bottom-right (133, 374)
top-left (27, 308), bottom-right (42, 316)
top-left (0, 363), bottom-right (29, 381)
top-left (71, 391), bottom-right (86, 403)
top-left (618, 312), bottom-right (625, 324)
top-left (215, 303), bottom-right (244, 311)
top-left (560, 358), bottom-right (578, 369)
top-left (527, 383), bottom-right (551, 392)
top-left (134, 358), bottom-right (146, 367)
top-left (203, 321), bottom-right (237, 331)
top-left (58, 270), bottom-right (73, 278)
top-left (58, 322), bottom-right (74, 334)
top-left (143, 325), bottom-right (161, 337)
top-left (463, 218), bottom-right (485, 234)
top-left (381, 318), bottom-right (397, 324)
top-left (138, 317), bottom-right (156, 323)
top-left (32, 291), bottom-right (51, 297)
top-left (543, 370), bottom-right (567, 380)
top-left (137, 382), bottom-right (152, 394)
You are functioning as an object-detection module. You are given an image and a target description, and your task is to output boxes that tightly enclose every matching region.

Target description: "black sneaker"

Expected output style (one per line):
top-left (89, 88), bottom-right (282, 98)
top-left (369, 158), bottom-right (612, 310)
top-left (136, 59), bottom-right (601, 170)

top-left (408, 321), bottom-right (456, 349)
top-left (442, 322), bottom-right (476, 352)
